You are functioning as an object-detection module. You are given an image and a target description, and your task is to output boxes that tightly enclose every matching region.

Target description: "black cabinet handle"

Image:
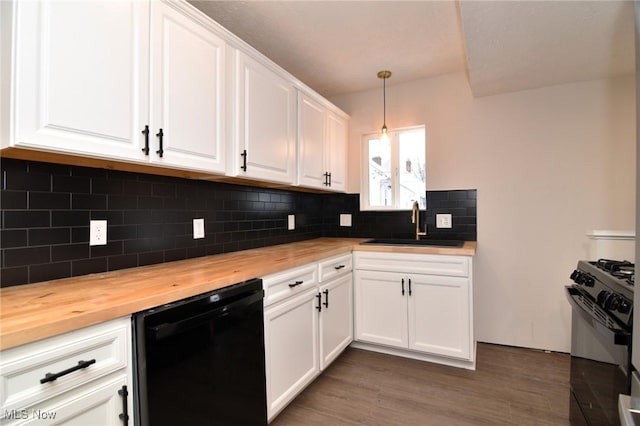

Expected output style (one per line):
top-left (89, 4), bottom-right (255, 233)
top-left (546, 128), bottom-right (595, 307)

top-left (401, 278), bottom-right (405, 296)
top-left (141, 125), bottom-right (150, 155)
top-left (40, 359), bottom-right (96, 384)
top-left (408, 278), bottom-right (412, 296)
top-left (316, 292), bottom-right (322, 312)
top-left (323, 172), bottom-right (329, 186)
top-left (118, 385), bottom-right (129, 425)
top-left (323, 289), bottom-right (329, 308)
top-left (155, 128), bottom-right (164, 157)
top-left (288, 280), bottom-right (304, 288)
top-left (241, 149), bottom-right (247, 171)
top-left (328, 172), bottom-right (332, 187)
top-left (334, 265), bottom-right (345, 270)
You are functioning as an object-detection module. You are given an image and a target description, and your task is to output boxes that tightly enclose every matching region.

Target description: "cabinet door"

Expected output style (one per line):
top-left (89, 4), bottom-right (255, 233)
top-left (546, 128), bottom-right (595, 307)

top-left (149, 1), bottom-right (226, 173)
top-left (297, 93), bottom-right (326, 189)
top-left (319, 273), bottom-right (353, 370)
top-left (354, 270), bottom-right (408, 348)
top-left (408, 274), bottom-right (471, 360)
top-left (264, 288), bottom-right (319, 421)
top-left (325, 110), bottom-right (347, 192)
top-left (14, 375), bottom-right (128, 426)
top-left (12, 1), bottom-right (148, 161)
top-left (233, 51), bottom-right (296, 184)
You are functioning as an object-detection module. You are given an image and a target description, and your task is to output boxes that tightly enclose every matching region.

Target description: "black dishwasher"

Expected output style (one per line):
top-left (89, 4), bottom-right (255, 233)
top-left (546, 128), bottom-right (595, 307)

top-left (132, 278), bottom-right (267, 426)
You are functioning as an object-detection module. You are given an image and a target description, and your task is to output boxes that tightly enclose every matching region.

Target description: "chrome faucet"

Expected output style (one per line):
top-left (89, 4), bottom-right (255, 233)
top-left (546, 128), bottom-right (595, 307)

top-left (411, 201), bottom-right (427, 240)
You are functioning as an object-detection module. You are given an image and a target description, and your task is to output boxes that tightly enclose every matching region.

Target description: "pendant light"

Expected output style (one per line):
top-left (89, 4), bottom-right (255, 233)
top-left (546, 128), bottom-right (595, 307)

top-left (377, 70), bottom-right (392, 141)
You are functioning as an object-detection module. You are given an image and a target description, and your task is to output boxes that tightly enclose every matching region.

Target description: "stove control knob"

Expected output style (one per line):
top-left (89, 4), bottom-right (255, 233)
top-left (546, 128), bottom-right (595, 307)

top-left (618, 299), bottom-right (631, 314)
top-left (605, 294), bottom-right (621, 311)
top-left (569, 269), bottom-right (582, 283)
top-left (584, 275), bottom-right (595, 287)
top-left (571, 270), bottom-right (586, 285)
top-left (597, 290), bottom-right (610, 307)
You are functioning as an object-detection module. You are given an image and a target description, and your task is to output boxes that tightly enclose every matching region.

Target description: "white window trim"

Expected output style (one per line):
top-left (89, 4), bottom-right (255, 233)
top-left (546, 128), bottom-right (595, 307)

top-left (360, 125), bottom-right (425, 211)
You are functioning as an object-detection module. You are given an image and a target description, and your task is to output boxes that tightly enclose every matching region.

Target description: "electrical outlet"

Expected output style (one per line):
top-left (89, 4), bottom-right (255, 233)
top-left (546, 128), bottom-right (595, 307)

top-left (340, 214), bottom-right (352, 227)
top-left (90, 220), bottom-right (107, 246)
top-left (436, 214), bottom-right (452, 229)
top-left (288, 214), bottom-right (295, 230)
top-left (193, 218), bottom-right (205, 239)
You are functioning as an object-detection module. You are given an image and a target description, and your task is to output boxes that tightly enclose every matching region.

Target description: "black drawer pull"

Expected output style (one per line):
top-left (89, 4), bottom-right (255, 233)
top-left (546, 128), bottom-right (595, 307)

top-left (241, 149), bottom-right (247, 171)
top-left (316, 292), bottom-right (322, 312)
top-left (40, 359), bottom-right (96, 384)
top-left (288, 280), bottom-right (304, 288)
top-left (141, 125), bottom-right (150, 155)
top-left (334, 265), bottom-right (345, 270)
top-left (119, 385), bottom-right (129, 425)
top-left (323, 289), bottom-right (329, 308)
top-left (401, 278), bottom-right (405, 296)
top-left (156, 128), bottom-right (164, 157)
top-left (408, 278), bottom-right (412, 296)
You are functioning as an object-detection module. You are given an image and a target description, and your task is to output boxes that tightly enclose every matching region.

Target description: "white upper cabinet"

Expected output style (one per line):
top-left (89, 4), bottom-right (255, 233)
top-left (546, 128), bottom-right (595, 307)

top-left (297, 93), bottom-right (326, 189)
top-left (7, 0), bottom-right (226, 174)
top-left (9, 0), bottom-right (149, 161)
top-left (230, 50), bottom-right (296, 185)
top-left (325, 109), bottom-right (348, 191)
top-left (148, 1), bottom-right (226, 173)
top-left (297, 91), bottom-right (348, 192)
top-left (5, 0), bottom-right (349, 187)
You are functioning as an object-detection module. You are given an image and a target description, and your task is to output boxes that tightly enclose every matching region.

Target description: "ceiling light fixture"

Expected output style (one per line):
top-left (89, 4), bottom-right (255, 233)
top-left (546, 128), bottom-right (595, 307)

top-left (377, 70), bottom-right (392, 141)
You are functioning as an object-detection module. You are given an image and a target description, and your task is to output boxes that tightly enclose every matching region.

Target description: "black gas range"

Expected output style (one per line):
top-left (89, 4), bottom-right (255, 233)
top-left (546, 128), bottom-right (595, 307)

top-left (567, 258), bottom-right (635, 426)
top-left (570, 259), bottom-right (634, 329)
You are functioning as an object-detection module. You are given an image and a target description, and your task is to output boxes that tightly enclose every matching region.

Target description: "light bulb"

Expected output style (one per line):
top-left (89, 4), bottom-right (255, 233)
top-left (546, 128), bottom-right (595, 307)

top-left (380, 125), bottom-right (389, 142)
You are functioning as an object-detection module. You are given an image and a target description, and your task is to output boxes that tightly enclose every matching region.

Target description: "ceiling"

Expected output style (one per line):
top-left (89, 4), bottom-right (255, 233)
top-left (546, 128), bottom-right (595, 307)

top-left (189, 1), bottom-right (635, 99)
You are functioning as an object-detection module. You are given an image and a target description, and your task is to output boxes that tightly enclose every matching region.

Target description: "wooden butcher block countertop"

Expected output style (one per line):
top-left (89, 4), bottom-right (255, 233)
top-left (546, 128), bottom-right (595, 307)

top-left (0, 238), bottom-right (476, 350)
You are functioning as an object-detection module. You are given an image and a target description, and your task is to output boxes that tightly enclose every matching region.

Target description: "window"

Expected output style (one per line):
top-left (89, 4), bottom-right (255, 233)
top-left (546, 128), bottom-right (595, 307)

top-left (360, 126), bottom-right (425, 210)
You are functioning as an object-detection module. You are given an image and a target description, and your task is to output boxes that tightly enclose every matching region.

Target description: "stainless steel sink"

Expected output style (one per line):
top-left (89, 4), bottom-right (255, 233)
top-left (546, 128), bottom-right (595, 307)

top-left (360, 238), bottom-right (464, 248)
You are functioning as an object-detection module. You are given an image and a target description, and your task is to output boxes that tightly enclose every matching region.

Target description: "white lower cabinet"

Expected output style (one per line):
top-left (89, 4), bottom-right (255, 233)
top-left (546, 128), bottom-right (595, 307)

top-left (264, 287), bottom-right (319, 421)
top-left (0, 317), bottom-right (132, 425)
top-left (263, 253), bottom-right (353, 422)
top-left (354, 251), bottom-right (475, 369)
top-left (319, 273), bottom-right (353, 369)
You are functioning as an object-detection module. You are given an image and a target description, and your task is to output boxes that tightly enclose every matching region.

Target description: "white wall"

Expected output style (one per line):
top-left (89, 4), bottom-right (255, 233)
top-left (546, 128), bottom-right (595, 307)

top-left (331, 72), bottom-right (635, 352)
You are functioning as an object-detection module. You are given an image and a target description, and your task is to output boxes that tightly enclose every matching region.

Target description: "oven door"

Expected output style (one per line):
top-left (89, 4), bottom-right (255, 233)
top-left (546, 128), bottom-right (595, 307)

top-left (566, 286), bottom-right (631, 426)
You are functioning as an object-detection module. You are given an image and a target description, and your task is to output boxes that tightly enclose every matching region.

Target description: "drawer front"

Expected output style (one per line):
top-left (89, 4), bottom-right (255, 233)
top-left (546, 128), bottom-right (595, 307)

top-left (354, 251), bottom-right (470, 277)
top-left (318, 253), bottom-right (353, 283)
top-left (263, 263), bottom-right (318, 307)
top-left (0, 317), bottom-right (130, 413)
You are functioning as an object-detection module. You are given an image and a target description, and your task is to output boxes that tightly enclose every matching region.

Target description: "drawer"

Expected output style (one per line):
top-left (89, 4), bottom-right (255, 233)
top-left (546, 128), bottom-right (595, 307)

top-left (263, 263), bottom-right (318, 307)
top-left (0, 317), bottom-right (130, 413)
top-left (318, 253), bottom-right (352, 282)
top-left (354, 251), bottom-right (470, 277)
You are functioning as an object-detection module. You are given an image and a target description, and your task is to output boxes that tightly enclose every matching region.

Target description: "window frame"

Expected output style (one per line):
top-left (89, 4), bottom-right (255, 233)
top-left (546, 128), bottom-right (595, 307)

top-left (360, 125), bottom-right (426, 211)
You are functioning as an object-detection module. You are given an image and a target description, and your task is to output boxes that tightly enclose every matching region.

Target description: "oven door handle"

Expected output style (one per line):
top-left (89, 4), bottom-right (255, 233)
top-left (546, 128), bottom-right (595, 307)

top-left (565, 286), bottom-right (630, 346)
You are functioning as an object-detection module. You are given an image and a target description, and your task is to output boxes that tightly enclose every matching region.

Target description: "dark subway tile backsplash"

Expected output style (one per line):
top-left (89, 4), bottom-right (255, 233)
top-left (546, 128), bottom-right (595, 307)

top-left (1, 158), bottom-right (477, 287)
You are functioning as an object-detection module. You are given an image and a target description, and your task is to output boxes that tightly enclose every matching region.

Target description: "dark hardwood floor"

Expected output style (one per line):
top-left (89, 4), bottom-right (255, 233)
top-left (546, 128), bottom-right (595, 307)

top-left (271, 343), bottom-right (570, 426)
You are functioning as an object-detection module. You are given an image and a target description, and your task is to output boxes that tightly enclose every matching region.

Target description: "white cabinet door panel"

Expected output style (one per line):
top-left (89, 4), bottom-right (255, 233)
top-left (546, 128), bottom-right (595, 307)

top-left (150, 1), bottom-right (226, 173)
top-left (264, 288), bottom-right (319, 421)
top-left (14, 1), bottom-right (148, 160)
top-left (319, 274), bottom-right (353, 370)
top-left (234, 51), bottom-right (296, 184)
top-left (16, 375), bottom-right (127, 426)
top-left (408, 274), bottom-right (471, 360)
top-left (297, 93), bottom-right (325, 188)
top-left (354, 270), bottom-right (407, 348)
top-left (325, 110), bottom-right (347, 191)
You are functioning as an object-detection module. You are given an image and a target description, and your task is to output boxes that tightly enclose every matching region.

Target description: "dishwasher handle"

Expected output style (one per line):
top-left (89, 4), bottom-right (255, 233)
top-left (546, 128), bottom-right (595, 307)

top-left (147, 290), bottom-right (263, 341)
